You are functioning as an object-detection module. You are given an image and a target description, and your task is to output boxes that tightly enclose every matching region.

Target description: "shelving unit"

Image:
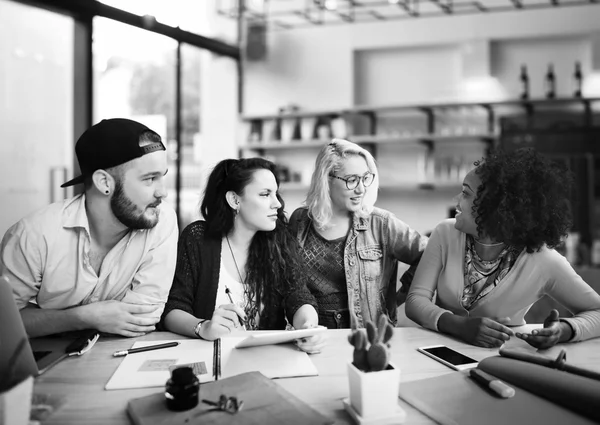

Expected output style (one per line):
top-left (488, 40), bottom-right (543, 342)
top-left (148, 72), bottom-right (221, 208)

top-left (278, 179), bottom-right (463, 193)
top-left (240, 96), bottom-right (600, 192)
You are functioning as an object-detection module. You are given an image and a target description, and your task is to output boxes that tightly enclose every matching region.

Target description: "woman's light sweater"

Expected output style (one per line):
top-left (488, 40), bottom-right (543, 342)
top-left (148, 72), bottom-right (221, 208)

top-left (406, 219), bottom-right (600, 342)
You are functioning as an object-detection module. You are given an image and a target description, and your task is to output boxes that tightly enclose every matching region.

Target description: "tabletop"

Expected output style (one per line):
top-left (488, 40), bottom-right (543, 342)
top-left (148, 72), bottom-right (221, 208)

top-left (33, 325), bottom-right (600, 425)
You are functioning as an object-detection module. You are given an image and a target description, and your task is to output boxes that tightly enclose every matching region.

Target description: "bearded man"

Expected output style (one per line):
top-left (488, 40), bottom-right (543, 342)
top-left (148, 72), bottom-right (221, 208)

top-left (0, 118), bottom-right (178, 338)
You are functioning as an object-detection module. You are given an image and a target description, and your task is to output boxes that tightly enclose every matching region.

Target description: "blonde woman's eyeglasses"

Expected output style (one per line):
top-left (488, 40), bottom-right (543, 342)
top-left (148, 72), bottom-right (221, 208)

top-left (329, 172), bottom-right (375, 190)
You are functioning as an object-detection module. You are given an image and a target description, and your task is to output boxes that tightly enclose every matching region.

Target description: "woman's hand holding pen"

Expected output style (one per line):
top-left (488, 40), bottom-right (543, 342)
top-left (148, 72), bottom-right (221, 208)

top-left (515, 309), bottom-right (572, 349)
top-left (200, 304), bottom-right (247, 340)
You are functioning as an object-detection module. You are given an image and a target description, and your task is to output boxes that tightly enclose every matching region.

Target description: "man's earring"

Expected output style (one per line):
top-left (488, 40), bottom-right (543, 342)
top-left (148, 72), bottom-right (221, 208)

top-left (105, 190), bottom-right (110, 195)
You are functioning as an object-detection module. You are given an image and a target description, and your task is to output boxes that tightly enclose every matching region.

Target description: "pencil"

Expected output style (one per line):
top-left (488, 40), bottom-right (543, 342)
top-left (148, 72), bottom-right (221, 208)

top-left (112, 341), bottom-right (179, 357)
top-left (225, 286), bottom-right (246, 330)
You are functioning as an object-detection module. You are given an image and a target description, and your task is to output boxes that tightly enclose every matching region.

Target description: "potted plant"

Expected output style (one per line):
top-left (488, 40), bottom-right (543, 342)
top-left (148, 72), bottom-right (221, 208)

top-left (346, 314), bottom-right (402, 420)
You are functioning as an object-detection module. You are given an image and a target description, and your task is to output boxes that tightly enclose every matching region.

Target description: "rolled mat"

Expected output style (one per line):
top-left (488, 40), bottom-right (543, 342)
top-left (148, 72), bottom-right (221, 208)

top-left (479, 356), bottom-right (600, 423)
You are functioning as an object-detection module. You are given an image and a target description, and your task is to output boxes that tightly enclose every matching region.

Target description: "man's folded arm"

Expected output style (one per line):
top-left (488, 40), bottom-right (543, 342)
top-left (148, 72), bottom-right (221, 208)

top-left (120, 207), bottom-right (178, 321)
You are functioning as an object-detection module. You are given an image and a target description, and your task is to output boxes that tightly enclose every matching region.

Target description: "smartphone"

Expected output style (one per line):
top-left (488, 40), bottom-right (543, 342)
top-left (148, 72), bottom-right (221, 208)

top-left (417, 345), bottom-right (479, 371)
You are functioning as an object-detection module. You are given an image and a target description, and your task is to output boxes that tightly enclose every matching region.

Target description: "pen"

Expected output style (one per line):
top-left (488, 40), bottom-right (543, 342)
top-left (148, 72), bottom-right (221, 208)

top-left (213, 338), bottom-right (221, 381)
top-left (225, 286), bottom-right (246, 330)
top-left (470, 368), bottom-right (515, 398)
top-left (217, 338), bottom-right (222, 379)
top-left (113, 341), bottom-right (179, 357)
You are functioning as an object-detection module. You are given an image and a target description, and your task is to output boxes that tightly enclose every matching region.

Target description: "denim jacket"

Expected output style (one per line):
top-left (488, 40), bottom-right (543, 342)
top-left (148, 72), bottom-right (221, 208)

top-left (289, 207), bottom-right (428, 328)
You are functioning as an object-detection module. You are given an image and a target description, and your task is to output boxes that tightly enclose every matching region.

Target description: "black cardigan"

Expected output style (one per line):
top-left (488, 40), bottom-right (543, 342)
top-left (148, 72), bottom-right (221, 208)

top-left (161, 221), bottom-right (316, 330)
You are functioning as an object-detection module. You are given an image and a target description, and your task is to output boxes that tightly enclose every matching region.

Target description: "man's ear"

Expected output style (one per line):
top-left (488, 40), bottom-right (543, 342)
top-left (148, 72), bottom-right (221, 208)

top-left (225, 191), bottom-right (239, 209)
top-left (91, 169), bottom-right (114, 195)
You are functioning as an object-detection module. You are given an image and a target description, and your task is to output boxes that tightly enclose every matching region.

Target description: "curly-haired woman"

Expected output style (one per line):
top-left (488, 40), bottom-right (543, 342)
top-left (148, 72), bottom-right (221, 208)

top-left (406, 148), bottom-right (600, 349)
top-left (289, 139), bottom-right (428, 329)
top-left (162, 158), bottom-right (323, 353)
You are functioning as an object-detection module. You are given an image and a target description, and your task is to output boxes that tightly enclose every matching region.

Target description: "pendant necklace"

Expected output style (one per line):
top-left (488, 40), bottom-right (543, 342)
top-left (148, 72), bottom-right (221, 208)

top-left (474, 239), bottom-right (505, 247)
top-left (225, 235), bottom-right (254, 330)
top-left (226, 236), bottom-right (245, 285)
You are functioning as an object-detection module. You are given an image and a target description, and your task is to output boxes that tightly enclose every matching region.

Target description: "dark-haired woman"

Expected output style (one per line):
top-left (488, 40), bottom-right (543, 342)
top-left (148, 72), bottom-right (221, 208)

top-left (406, 149), bottom-right (600, 349)
top-left (162, 158), bottom-right (323, 353)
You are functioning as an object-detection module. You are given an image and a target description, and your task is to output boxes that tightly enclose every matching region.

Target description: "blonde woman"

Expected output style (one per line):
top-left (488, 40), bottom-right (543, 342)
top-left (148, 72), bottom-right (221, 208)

top-left (289, 139), bottom-right (428, 329)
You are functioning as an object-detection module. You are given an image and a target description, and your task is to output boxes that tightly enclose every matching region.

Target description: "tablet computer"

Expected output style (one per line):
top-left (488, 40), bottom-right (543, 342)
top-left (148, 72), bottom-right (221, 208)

top-left (235, 326), bottom-right (327, 349)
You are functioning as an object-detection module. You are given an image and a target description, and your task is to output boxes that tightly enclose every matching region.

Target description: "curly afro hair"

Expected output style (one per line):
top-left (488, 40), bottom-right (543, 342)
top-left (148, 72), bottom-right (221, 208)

top-left (472, 148), bottom-right (573, 253)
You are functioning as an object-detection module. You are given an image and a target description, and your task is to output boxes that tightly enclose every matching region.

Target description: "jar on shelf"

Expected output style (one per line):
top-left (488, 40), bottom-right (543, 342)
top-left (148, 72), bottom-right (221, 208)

top-left (301, 116), bottom-right (317, 141)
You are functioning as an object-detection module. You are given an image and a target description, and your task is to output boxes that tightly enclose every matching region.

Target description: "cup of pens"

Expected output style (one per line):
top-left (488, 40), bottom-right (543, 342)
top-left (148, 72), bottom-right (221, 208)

top-left (165, 367), bottom-right (199, 411)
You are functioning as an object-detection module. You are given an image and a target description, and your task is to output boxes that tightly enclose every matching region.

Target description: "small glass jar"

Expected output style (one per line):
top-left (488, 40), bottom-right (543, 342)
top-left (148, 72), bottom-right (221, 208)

top-left (165, 367), bottom-right (199, 411)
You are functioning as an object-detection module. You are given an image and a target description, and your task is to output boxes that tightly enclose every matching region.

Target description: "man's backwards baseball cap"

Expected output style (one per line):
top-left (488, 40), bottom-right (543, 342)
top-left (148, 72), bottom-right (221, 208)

top-left (61, 118), bottom-right (165, 188)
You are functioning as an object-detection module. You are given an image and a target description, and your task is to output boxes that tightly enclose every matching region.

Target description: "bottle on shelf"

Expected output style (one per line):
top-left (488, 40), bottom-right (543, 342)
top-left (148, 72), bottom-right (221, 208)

top-left (519, 64), bottom-right (529, 101)
top-left (545, 64), bottom-right (556, 99)
top-left (292, 116), bottom-right (302, 140)
top-left (272, 107), bottom-right (283, 141)
top-left (573, 61), bottom-right (583, 98)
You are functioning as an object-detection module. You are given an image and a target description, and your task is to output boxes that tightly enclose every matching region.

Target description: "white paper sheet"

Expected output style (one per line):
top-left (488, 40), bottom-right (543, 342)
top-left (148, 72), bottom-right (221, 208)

top-left (105, 339), bottom-right (227, 390)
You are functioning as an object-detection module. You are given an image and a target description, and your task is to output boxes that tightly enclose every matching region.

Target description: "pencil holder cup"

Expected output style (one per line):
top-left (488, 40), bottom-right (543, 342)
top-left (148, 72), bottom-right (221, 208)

top-left (165, 367), bottom-right (199, 411)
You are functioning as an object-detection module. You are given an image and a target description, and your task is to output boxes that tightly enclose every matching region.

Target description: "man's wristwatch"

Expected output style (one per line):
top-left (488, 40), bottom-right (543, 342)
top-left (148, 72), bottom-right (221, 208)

top-left (193, 319), bottom-right (207, 338)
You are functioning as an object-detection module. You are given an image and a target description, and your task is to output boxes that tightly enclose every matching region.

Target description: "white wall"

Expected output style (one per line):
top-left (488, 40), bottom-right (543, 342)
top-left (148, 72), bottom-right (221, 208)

top-left (195, 1), bottom-right (240, 221)
top-left (245, 5), bottom-right (600, 113)
top-left (355, 44), bottom-right (462, 105)
top-left (242, 5), bottom-right (600, 233)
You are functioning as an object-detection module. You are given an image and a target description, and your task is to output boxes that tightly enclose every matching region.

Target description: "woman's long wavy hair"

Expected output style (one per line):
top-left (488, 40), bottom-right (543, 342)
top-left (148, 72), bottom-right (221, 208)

top-left (200, 157), bottom-right (302, 329)
top-left (304, 139), bottom-right (379, 230)
top-left (472, 148), bottom-right (573, 253)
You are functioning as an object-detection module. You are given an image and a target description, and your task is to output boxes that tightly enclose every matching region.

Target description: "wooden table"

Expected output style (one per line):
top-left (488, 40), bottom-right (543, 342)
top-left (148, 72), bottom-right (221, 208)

top-left (34, 326), bottom-right (600, 424)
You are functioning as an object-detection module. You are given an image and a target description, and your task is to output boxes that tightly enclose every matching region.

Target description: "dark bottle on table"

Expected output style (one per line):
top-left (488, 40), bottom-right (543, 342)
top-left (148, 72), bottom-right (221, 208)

top-left (165, 367), bottom-right (199, 411)
top-left (519, 64), bottom-right (529, 100)
top-left (573, 61), bottom-right (583, 98)
top-left (545, 64), bottom-right (556, 99)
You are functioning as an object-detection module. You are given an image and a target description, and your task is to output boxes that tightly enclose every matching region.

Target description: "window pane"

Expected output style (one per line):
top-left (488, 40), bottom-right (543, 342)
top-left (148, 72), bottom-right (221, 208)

top-left (93, 16), bottom-right (178, 214)
top-left (97, 0), bottom-right (237, 43)
top-left (0, 0), bottom-right (74, 237)
top-left (179, 44), bottom-right (203, 228)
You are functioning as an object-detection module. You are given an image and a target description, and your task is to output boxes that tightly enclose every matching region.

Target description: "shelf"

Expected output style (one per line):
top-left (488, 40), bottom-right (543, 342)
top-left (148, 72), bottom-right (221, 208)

top-left (242, 97), bottom-right (600, 121)
top-left (241, 140), bottom-right (329, 150)
top-left (278, 181), bottom-right (462, 192)
top-left (241, 97), bottom-right (600, 149)
top-left (380, 182), bottom-right (462, 191)
top-left (351, 133), bottom-right (495, 145)
top-left (241, 133), bottom-right (495, 152)
top-left (279, 182), bottom-right (309, 191)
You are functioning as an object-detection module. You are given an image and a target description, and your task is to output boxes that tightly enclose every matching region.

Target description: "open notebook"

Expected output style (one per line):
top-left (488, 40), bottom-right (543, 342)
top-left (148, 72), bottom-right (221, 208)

top-left (105, 337), bottom-right (319, 390)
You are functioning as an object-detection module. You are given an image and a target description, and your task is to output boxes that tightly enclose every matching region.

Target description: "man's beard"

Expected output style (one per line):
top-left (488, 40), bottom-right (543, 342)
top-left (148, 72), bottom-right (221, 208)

top-left (110, 180), bottom-right (160, 229)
